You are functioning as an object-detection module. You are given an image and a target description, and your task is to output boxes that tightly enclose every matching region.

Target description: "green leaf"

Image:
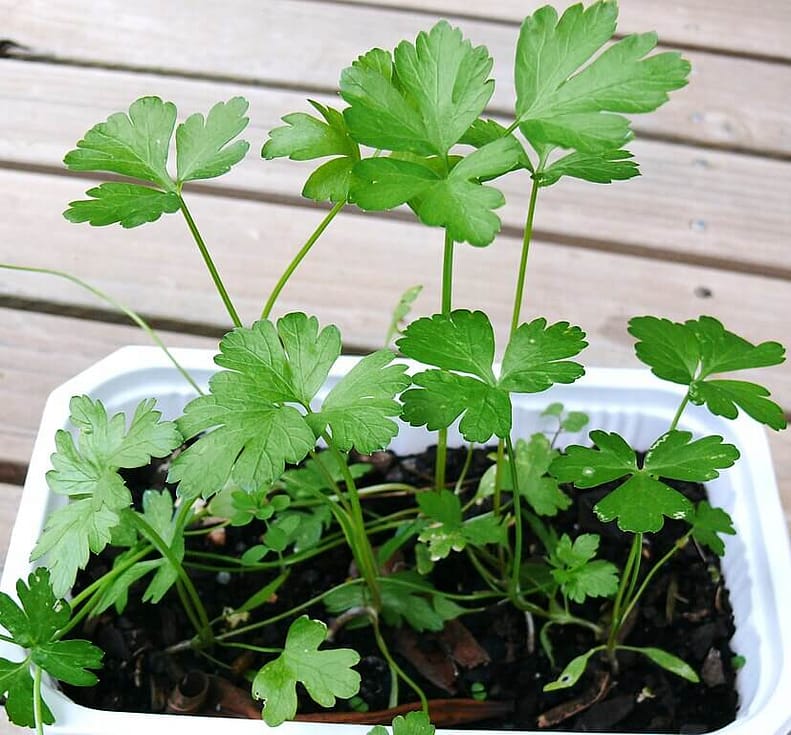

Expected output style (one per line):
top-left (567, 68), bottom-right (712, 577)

top-left (628, 316), bottom-right (701, 384)
top-left (549, 534), bottom-right (618, 603)
top-left (351, 138), bottom-right (521, 246)
top-left (515, 3), bottom-right (690, 152)
top-left (594, 473), bottom-right (692, 533)
top-left (0, 569), bottom-right (102, 726)
top-left (368, 711), bottom-right (435, 735)
top-left (690, 380), bottom-right (787, 431)
top-left (63, 96), bottom-right (176, 189)
top-left (498, 434), bottom-right (571, 516)
top-left (252, 616), bottom-right (360, 726)
top-left (0, 659), bottom-right (53, 727)
top-left (280, 453), bottom-right (370, 500)
top-left (136, 491), bottom-right (185, 603)
top-left (499, 318), bottom-right (587, 392)
top-left (308, 350), bottom-right (410, 453)
top-left (550, 430), bottom-right (637, 488)
top-left (561, 411), bottom-right (590, 433)
top-left (401, 370), bottom-right (511, 443)
top-left (277, 313), bottom-right (342, 405)
top-left (340, 21), bottom-right (493, 157)
top-left (460, 119), bottom-right (531, 173)
top-left (628, 646), bottom-right (699, 682)
top-left (171, 317), bottom-right (343, 496)
top-left (544, 647), bottom-right (598, 691)
top-left (629, 315), bottom-right (786, 429)
top-left (690, 501), bottom-right (736, 556)
top-left (31, 397), bottom-right (181, 596)
top-left (538, 149), bottom-right (639, 187)
top-left (385, 283), bottom-right (423, 345)
top-left (398, 310), bottom-right (496, 382)
top-left (417, 490), bottom-right (505, 560)
top-left (176, 97), bottom-right (250, 182)
top-left (263, 100), bottom-right (359, 202)
top-left (63, 182), bottom-right (181, 228)
top-left (644, 430), bottom-right (739, 482)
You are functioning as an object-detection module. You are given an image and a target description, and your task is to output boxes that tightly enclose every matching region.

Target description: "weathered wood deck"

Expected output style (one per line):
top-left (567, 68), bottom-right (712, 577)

top-left (0, 1), bottom-right (790, 729)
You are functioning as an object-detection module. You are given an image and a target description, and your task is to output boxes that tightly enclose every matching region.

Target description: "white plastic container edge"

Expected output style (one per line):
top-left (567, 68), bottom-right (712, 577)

top-left (1, 346), bottom-right (789, 735)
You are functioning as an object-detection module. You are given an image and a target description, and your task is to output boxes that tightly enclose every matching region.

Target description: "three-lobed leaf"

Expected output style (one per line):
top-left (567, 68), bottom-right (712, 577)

top-left (548, 533), bottom-right (619, 603)
top-left (399, 310), bottom-right (586, 443)
top-left (689, 500), bottom-right (736, 556)
top-left (64, 96), bottom-right (250, 226)
top-left (629, 315), bottom-right (786, 429)
top-left (551, 430), bottom-right (737, 533)
top-left (0, 570), bottom-right (102, 727)
top-left (252, 616), bottom-right (360, 726)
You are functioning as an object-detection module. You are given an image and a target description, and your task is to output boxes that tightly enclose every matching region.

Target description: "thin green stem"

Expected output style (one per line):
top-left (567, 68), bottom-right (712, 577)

top-left (59, 546), bottom-right (154, 638)
top-left (492, 440), bottom-right (506, 518)
top-left (127, 512), bottom-right (212, 640)
top-left (669, 393), bottom-right (691, 432)
top-left (441, 230), bottom-right (455, 315)
top-left (607, 533), bottom-right (642, 653)
top-left (261, 200), bottom-right (345, 319)
top-left (177, 194), bottom-right (242, 329)
top-left (509, 176), bottom-right (541, 335)
top-left (453, 443), bottom-right (475, 494)
top-left (504, 435), bottom-right (525, 602)
top-left (372, 614), bottom-right (428, 712)
top-left (620, 533), bottom-right (691, 626)
top-left (33, 664), bottom-right (43, 735)
top-left (0, 264), bottom-right (203, 394)
top-left (624, 532), bottom-right (643, 605)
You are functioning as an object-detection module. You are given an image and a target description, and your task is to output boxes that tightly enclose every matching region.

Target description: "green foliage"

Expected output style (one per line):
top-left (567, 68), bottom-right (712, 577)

top-left (514, 1), bottom-right (690, 154)
top-left (368, 711), bottom-right (435, 735)
top-left (63, 96), bottom-right (250, 227)
top-left (386, 284), bottom-right (423, 346)
top-left (170, 314), bottom-right (408, 497)
top-left (252, 616), bottom-right (360, 726)
top-left (548, 533), bottom-right (619, 603)
top-left (0, 569), bottom-right (103, 727)
top-left (334, 21), bottom-right (522, 245)
top-left (324, 573), bottom-right (464, 633)
top-left (629, 315), bottom-right (786, 429)
top-left (417, 489), bottom-right (505, 560)
top-left (31, 396), bottom-right (181, 596)
top-left (537, 149), bottom-right (639, 187)
top-left (262, 100), bottom-right (360, 202)
top-left (551, 429), bottom-right (738, 532)
top-left (399, 310), bottom-right (586, 442)
top-left (690, 500), bottom-right (736, 557)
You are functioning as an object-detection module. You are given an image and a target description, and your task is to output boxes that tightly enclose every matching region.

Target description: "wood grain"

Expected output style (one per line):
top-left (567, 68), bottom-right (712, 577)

top-left (3, 2), bottom-right (790, 156)
top-left (1, 63), bottom-right (790, 275)
top-left (1, 168), bottom-right (789, 402)
top-left (340, 0), bottom-right (791, 61)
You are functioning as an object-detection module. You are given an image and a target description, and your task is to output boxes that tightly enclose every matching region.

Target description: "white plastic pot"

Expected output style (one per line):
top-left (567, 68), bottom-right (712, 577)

top-left (1, 346), bottom-right (790, 735)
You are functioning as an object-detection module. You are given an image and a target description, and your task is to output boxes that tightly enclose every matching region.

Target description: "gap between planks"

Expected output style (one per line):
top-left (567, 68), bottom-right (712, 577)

top-left (1, 70), bottom-right (790, 277)
top-left (2, 0), bottom-right (791, 157)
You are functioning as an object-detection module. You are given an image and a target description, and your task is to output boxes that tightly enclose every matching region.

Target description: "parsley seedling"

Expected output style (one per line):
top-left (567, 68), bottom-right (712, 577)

top-left (5, 1), bottom-right (785, 730)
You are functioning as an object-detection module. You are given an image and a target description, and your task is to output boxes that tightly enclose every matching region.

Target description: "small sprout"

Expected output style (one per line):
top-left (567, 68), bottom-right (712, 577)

top-left (470, 681), bottom-right (488, 701)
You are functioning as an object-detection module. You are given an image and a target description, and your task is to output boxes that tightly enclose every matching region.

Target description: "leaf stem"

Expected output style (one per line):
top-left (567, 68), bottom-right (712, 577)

top-left (620, 532), bottom-right (690, 628)
top-left (261, 200), bottom-right (345, 319)
top-left (434, 229), bottom-right (456, 491)
top-left (33, 664), bottom-right (44, 735)
top-left (607, 533), bottom-right (642, 656)
top-left (505, 434), bottom-right (525, 603)
top-left (669, 393), bottom-right (691, 432)
top-left (177, 194), bottom-right (242, 329)
top-left (0, 263), bottom-right (203, 394)
top-left (509, 176), bottom-right (541, 334)
top-left (126, 511), bottom-right (213, 642)
top-left (371, 613), bottom-right (428, 713)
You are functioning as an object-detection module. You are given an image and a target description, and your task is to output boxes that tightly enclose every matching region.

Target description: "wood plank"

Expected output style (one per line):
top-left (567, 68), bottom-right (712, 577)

top-left (3, 3), bottom-right (790, 156)
top-left (1, 167), bottom-right (789, 400)
top-left (1, 64), bottom-right (790, 276)
top-left (343, 0), bottom-right (791, 61)
top-left (0, 484), bottom-right (23, 576)
top-left (0, 308), bottom-right (218, 472)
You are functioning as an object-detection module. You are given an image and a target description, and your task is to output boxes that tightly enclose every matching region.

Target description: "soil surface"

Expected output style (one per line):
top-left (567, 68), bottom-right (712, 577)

top-left (64, 446), bottom-right (738, 732)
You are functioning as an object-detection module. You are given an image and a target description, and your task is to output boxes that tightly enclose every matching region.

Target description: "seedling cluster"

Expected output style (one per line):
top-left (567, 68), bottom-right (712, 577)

top-left (1, 2), bottom-right (786, 733)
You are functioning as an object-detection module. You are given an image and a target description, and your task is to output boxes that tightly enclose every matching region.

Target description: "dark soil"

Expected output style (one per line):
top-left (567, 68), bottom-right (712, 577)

top-left (64, 445), bottom-right (738, 732)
